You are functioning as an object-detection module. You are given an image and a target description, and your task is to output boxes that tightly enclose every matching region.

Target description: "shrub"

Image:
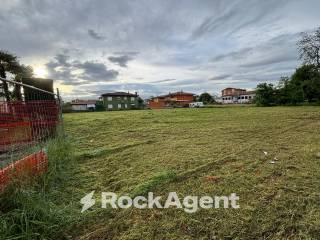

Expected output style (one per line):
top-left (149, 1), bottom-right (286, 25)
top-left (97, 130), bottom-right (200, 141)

top-left (254, 83), bottom-right (277, 106)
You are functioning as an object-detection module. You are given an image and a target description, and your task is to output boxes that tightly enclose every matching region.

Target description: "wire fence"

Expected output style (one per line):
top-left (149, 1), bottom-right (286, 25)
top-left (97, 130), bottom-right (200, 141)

top-left (0, 77), bottom-right (63, 183)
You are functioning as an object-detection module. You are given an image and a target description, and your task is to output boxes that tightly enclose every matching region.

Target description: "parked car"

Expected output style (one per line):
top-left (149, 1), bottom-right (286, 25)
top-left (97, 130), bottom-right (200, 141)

top-left (189, 102), bottom-right (204, 108)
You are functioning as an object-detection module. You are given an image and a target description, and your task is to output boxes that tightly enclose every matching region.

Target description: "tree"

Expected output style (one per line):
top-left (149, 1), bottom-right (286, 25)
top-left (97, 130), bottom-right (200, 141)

top-left (0, 50), bottom-right (33, 101)
top-left (291, 65), bottom-right (320, 102)
top-left (12, 64), bottom-right (33, 100)
top-left (0, 51), bottom-right (20, 101)
top-left (254, 27), bottom-right (320, 106)
top-left (298, 27), bottom-right (320, 70)
top-left (198, 92), bottom-right (214, 104)
top-left (277, 76), bottom-right (304, 105)
top-left (137, 97), bottom-right (145, 109)
top-left (62, 102), bottom-right (72, 113)
top-left (254, 83), bottom-right (276, 106)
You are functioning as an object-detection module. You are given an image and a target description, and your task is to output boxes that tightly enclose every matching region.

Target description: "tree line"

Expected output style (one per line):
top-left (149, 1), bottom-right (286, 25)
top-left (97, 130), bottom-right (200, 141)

top-left (255, 27), bottom-right (320, 106)
top-left (0, 51), bottom-right (33, 101)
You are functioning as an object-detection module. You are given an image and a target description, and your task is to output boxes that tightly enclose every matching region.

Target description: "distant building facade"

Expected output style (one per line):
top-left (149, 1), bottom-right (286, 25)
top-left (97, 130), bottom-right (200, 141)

top-left (221, 88), bottom-right (255, 104)
top-left (148, 91), bottom-right (195, 109)
top-left (101, 92), bottom-right (139, 110)
top-left (71, 99), bottom-right (96, 111)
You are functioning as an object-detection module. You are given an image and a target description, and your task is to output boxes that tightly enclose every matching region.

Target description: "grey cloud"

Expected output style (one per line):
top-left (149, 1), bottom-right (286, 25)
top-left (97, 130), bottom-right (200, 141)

top-left (108, 55), bottom-right (134, 67)
top-left (113, 51), bottom-right (139, 56)
top-left (75, 61), bottom-right (119, 80)
top-left (190, 0), bottom-right (290, 40)
top-left (151, 78), bottom-right (176, 83)
top-left (210, 48), bottom-right (253, 62)
top-left (207, 32), bottom-right (300, 86)
top-left (87, 29), bottom-right (105, 40)
top-left (240, 55), bottom-right (296, 68)
top-left (46, 53), bottom-right (118, 85)
top-left (209, 74), bottom-right (231, 81)
top-left (54, 53), bottom-right (71, 67)
top-left (191, 10), bottom-right (237, 40)
top-left (1, 0), bottom-right (320, 98)
top-left (46, 63), bottom-right (75, 83)
top-left (239, 33), bottom-right (300, 68)
top-left (155, 78), bottom-right (209, 87)
top-left (46, 53), bottom-right (76, 84)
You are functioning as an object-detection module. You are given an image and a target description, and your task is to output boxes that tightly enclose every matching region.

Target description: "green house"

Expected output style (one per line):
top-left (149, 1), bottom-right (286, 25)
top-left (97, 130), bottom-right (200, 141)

top-left (101, 92), bottom-right (139, 110)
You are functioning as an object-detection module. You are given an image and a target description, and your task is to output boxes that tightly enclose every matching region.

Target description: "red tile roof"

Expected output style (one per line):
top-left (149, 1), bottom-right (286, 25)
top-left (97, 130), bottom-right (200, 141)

top-left (168, 91), bottom-right (195, 96)
top-left (152, 91), bottom-right (195, 99)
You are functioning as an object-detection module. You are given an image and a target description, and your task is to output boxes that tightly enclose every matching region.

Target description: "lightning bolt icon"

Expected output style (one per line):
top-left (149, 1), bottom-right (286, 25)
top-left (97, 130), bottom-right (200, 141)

top-left (80, 191), bottom-right (96, 213)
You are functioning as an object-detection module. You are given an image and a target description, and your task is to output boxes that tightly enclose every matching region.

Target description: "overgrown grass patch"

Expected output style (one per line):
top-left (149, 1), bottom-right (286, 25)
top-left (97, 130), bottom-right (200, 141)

top-left (0, 137), bottom-right (77, 239)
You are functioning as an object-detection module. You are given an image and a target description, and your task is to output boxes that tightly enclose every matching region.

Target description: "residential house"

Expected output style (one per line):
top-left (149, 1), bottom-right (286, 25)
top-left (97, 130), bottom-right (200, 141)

top-left (221, 88), bottom-right (255, 104)
top-left (71, 99), bottom-right (97, 111)
top-left (148, 91), bottom-right (195, 109)
top-left (101, 92), bottom-right (139, 110)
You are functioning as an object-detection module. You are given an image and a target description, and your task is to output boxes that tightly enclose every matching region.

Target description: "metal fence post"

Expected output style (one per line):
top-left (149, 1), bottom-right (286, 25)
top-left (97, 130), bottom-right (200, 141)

top-left (56, 88), bottom-right (65, 138)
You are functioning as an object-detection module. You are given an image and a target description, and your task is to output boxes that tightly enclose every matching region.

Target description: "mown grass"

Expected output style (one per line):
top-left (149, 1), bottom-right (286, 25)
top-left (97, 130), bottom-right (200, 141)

top-left (130, 171), bottom-right (177, 197)
top-left (60, 106), bottom-right (320, 239)
top-left (2, 106), bottom-right (320, 239)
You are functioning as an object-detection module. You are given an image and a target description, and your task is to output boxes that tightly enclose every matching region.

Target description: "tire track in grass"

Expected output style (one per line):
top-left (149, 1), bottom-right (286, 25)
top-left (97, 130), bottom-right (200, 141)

top-left (75, 140), bottom-right (155, 161)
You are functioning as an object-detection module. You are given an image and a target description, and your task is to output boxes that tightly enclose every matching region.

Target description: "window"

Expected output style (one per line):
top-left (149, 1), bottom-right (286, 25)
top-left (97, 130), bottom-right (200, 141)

top-left (124, 96), bottom-right (127, 100)
top-left (117, 97), bottom-right (121, 100)
top-left (131, 97), bottom-right (135, 102)
top-left (249, 96), bottom-right (252, 99)
top-left (118, 103), bottom-right (122, 109)
top-left (125, 104), bottom-right (128, 108)
top-left (108, 104), bottom-right (113, 109)
top-left (245, 96), bottom-right (248, 99)
top-left (107, 96), bottom-right (112, 101)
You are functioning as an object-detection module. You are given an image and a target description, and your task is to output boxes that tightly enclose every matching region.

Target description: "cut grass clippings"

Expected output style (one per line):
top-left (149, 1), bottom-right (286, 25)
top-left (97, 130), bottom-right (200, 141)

top-left (62, 107), bottom-right (320, 239)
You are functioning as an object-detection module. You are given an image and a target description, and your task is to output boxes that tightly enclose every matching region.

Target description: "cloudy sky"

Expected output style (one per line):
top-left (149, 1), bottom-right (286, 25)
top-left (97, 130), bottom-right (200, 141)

top-left (1, 0), bottom-right (319, 100)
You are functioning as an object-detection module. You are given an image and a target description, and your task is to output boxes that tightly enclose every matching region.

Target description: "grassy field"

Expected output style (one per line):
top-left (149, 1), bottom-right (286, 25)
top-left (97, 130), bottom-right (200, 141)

top-left (60, 106), bottom-right (320, 239)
